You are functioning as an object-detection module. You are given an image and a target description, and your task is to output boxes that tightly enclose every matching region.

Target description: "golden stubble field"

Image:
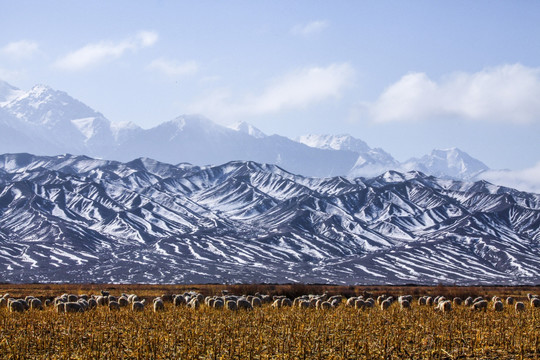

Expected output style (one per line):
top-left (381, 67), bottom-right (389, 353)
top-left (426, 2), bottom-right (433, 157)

top-left (0, 284), bottom-right (539, 359)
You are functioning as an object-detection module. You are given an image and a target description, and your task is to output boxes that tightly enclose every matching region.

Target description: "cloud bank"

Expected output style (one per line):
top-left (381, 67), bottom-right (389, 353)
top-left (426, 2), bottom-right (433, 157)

top-left (189, 63), bottom-right (354, 119)
top-left (1, 40), bottom-right (39, 59)
top-left (55, 31), bottom-right (158, 71)
top-left (479, 162), bottom-right (540, 194)
top-left (366, 64), bottom-right (540, 124)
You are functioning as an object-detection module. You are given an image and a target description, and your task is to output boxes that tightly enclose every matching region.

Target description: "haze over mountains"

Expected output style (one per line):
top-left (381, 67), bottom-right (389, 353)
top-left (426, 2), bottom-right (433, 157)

top-left (0, 153), bottom-right (538, 284)
top-left (0, 80), bottom-right (489, 180)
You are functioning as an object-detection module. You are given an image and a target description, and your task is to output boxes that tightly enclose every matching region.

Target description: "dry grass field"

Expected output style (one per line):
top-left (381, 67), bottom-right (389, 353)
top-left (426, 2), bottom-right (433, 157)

top-left (0, 284), bottom-right (538, 359)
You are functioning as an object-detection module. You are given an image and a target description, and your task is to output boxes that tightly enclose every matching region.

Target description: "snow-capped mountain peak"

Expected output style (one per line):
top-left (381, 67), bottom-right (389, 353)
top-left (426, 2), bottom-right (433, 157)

top-left (228, 121), bottom-right (266, 138)
top-left (297, 134), bottom-right (370, 153)
top-left (402, 147), bottom-right (489, 180)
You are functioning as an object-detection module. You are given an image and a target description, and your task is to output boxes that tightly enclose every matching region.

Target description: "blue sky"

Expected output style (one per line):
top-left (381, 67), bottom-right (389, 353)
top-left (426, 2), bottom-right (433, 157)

top-left (1, 1), bottom-right (540, 172)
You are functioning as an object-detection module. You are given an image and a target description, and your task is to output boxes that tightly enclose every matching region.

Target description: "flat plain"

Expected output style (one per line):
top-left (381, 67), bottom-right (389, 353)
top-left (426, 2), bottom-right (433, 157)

top-left (0, 284), bottom-right (539, 359)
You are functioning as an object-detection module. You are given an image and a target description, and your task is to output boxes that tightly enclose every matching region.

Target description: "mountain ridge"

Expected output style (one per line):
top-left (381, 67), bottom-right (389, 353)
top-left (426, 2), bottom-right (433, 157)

top-left (0, 153), bottom-right (538, 284)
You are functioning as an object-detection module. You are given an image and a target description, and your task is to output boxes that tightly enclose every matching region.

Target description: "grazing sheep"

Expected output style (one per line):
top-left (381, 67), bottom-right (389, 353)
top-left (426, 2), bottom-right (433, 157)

top-left (30, 298), bottom-right (43, 310)
top-left (472, 300), bottom-right (488, 311)
top-left (67, 294), bottom-right (78, 302)
top-left (346, 297), bottom-right (356, 307)
top-left (9, 300), bottom-right (25, 313)
top-left (515, 302), bottom-right (526, 312)
top-left (132, 300), bottom-right (146, 312)
top-left (96, 296), bottom-right (107, 306)
top-left (79, 294), bottom-right (89, 301)
top-left (55, 302), bottom-right (66, 313)
top-left (473, 297), bottom-right (484, 304)
top-left (196, 294), bottom-right (204, 303)
top-left (426, 297), bottom-right (434, 306)
top-left (418, 297), bottom-right (427, 306)
top-left (226, 300), bottom-right (238, 311)
top-left (118, 297), bottom-right (129, 307)
top-left (237, 299), bottom-right (253, 310)
top-left (453, 297), bottom-right (462, 306)
top-left (65, 302), bottom-right (84, 313)
top-left (365, 298), bottom-right (375, 307)
top-left (251, 297), bottom-right (262, 308)
top-left (188, 299), bottom-right (200, 309)
top-left (526, 293), bottom-right (533, 301)
top-left (298, 300), bottom-right (310, 309)
top-left (101, 290), bottom-right (110, 297)
top-left (44, 299), bottom-right (52, 307)
top-left (108, 296), bottom-right (118, 304)
top-left (506, 297), bottom-right (515, 305)
top-left (78, 300), bottom-right (89, 311)
top-left (173, 295), bottom-right (186, 307)
top-left (400, 300), bottom-right (410, 309)
top-left (88, 298), bottom-right (97, 310)
top-left (153, 299), bottom-right (165, 312)
top-left (493, 301), bottom-right (504, 312)
top-left (281, 298), bottom-right (292, 307)
top-left (161, 294), bottom-right (173, 303)
top-left (260, 295), bottom-right (272, 304)
top-left (0, 298), bottom-right (6, 308)
top-left (531, 298), bottom-right (540, 308)
top-left (377, 295), bottom-right (386, 305)
top-left (438, 301), bottom-right (452, 313)
top-left (128, 294), bottom-right (140, 304)
top-left (464, 297), bottom-right (474, 306)
top-left (271, 299), bottom-right (282, 308)
top-left (355, 299), bottom-right (366, 309)
top-left (380, 299), bottom-right (392, 310)
top-left (109, 301), bottom-right (120, 311)
top-left (320, 301), bottom-right (332, 310)
top-left (213, 299), bottom-right (224, 309)
top-left (437, 297), bottom-right (447, 304)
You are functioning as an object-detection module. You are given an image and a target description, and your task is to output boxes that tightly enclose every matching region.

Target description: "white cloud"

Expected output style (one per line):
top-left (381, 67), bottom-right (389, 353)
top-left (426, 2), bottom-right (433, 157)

top-left (1, 40), bottom-right (39, 59)
top-left (365, 64), bottom-right (540, 124)
top-left (480, 162), bottom-right (540, 194)
top-left (291, 20), bottom-right (329, 36)
top-left (54, 30), bottom-right (158, 71)
top-left (148, 58), bottom-right (198, 77)
top-left (189, 63), bottom-right (354, 119)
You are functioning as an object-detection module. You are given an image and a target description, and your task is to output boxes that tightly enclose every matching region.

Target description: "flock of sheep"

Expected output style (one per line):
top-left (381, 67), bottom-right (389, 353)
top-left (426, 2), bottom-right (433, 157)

top-left (1, 290), bottom-right (539, 314)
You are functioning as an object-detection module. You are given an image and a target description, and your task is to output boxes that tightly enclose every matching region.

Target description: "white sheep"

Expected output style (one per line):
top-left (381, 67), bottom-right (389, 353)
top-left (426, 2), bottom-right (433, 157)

top-left (64, 302), bottom-right (84, 313)
top-left (281, 298), bottom-right (292, 307)
top-left (400, 300), bottom-right (411, 309)
top-left (472, 300), bottom-right (488, 311)
top-left (132, 299), bottom-right (146, 312)
top-left (251, 297), bottom-right (262, 308)
top-left (453, 297), bottom-right (462, 306)
top-left (515, 302), bottom-right (526, 312)
top-left (506, 297), bottom-right (515, 305)
top-left (380, 299), bottom-right (391, 310)
top-left (109, 301), bottom-right (120, 311)
top-left (438, 300), bottom-right (452, 313)
top-left (226, 300), bottom-right (238, 311)
top-left (493, 301), bottom-right (504, 312)
top-left (464, 297), bottom-right (474, 306)
top-left (9, 300), bottom-right (25, 313)
top-left (237, 299), bottom-right (253, 310)
top-left (531, 298), bottom-right (540, 308)
top-left (213, 299), bottom-right (224, 309)
top-left (188, 298), bottom-right (200, 309)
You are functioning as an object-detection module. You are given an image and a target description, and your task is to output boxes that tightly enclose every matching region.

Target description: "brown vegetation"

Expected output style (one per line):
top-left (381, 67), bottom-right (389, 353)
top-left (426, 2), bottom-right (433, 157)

top-left (0, 284), bottom-right (538, 359)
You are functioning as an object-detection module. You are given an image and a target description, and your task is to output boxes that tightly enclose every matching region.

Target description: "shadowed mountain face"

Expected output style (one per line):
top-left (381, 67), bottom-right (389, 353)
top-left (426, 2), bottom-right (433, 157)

top-left (0, 153), bottom-right (538, 284)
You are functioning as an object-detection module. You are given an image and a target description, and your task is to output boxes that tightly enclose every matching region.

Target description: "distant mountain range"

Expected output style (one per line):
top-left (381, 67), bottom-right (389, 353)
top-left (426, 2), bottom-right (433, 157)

top-left (0, 153), bottom-right (538, 284)
top-left (0, 80), bottom-right (489, 179)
